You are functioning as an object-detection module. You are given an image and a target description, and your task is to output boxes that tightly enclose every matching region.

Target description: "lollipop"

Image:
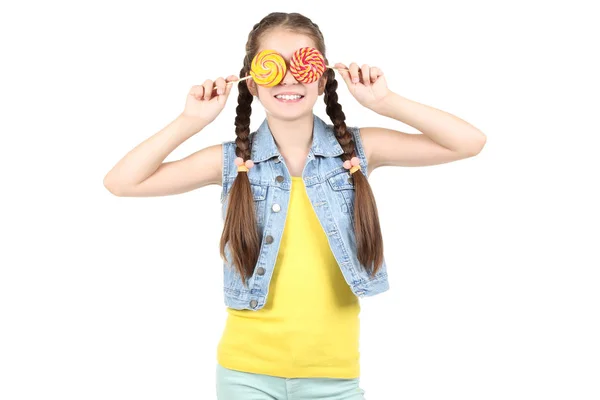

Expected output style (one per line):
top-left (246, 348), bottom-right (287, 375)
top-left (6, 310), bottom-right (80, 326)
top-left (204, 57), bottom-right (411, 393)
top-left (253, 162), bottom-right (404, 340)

top-left (289, 47), bottom-right (326, 84)
top-left (249, 49), bottom-right (287, 87)
top-left (213, 49), bottom-right (286, 91)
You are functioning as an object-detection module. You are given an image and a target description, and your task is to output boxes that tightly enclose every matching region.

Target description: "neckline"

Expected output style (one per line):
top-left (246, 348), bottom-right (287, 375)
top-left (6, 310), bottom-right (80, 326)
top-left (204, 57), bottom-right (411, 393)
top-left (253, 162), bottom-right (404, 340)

top-left (291, 176), bottom-right (302, 180)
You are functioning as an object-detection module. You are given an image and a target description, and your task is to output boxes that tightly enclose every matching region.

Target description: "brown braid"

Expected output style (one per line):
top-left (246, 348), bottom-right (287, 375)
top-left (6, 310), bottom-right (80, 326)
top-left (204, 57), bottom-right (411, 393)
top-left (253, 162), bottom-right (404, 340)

top-left (323, 68), bottom-right (384, 276)
top-left (218, 61), bottom-right (259, 286)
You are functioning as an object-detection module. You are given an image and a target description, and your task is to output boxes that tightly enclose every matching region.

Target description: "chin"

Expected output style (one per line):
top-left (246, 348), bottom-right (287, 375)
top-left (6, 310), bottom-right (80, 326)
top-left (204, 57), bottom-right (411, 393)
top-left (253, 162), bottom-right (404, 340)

top-left (266, 107), bottom-right (313, 122)
top-left (263, 97), bottom-right (317, 120)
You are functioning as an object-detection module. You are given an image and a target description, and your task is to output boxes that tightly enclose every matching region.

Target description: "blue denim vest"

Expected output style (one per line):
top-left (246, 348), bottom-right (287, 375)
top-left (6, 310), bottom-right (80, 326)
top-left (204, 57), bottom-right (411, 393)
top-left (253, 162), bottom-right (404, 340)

top-left (220, 114), bottom-right (390, 310)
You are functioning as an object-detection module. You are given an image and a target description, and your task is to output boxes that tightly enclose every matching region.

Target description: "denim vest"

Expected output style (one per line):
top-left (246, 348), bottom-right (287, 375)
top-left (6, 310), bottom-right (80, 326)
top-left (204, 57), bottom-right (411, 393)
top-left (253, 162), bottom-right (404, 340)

top-left (220, 114), bottom-right (390, 310)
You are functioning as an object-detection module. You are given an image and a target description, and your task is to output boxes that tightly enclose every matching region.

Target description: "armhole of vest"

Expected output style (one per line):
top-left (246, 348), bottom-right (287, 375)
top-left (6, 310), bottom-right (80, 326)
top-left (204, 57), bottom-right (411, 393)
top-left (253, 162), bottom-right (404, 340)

top-left (350, 126), bottom-right (368, 176)
top-left (220, 141), bottom-right (231, 203)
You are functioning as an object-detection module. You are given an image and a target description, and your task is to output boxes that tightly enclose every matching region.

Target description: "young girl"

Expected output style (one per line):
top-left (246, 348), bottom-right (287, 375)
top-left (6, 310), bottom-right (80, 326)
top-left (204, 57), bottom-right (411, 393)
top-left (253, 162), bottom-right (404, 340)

top-left (104, 11), bottom-right (486, 400)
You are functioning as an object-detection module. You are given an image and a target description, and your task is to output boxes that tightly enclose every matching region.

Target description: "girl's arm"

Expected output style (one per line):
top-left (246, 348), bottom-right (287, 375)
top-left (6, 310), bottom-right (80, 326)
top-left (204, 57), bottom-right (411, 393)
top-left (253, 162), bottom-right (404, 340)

top-left (364, 92), bottom-right (487, 167)
top-left (103, 113), bottom-right (222, 197)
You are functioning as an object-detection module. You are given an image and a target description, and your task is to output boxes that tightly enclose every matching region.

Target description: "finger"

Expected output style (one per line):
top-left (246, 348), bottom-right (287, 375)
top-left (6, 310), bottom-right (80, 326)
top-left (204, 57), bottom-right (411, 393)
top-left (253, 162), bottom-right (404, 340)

top-left (214, 77), bottom-right (226, 96)
top-left (370, 67), bottom-right (382, 83)
top-left (361, 64), bottom-right (370, 86)
top-left (224, 75), bottom-right (239, 95)
top-left (334, 63), bottom-right (352, 86)
top-left (202, 79), bottom-right (214, 101)
top-left (214, 75), bottom-right (239, 91)
top-left (369, 67), bottom-right (379, 83)
top-left (225, 75), bottom-right (239, 86)
top-left (190, 85), bottom-right (204, 101)
top-left (349, 62), bottom-right (360, 84)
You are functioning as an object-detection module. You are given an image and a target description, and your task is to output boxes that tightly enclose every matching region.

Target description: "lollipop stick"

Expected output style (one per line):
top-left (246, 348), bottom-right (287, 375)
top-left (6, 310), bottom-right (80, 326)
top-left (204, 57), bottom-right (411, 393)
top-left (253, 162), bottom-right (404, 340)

top-left (327, 65), bottom-right (350, 72)
top-left (212, 75), bottom-right (252, 91)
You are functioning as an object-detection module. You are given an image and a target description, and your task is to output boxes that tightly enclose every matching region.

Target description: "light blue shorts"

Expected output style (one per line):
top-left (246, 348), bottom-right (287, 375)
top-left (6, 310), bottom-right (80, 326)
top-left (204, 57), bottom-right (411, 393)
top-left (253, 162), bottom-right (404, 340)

top-left (216, 364), bottom-right (367, 399)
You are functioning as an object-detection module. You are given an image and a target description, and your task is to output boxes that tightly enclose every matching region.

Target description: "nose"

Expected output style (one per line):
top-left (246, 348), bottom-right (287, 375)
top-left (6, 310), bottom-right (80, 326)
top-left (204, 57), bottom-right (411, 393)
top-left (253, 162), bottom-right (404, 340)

top-left (279, 67), bottom-right (299, 86)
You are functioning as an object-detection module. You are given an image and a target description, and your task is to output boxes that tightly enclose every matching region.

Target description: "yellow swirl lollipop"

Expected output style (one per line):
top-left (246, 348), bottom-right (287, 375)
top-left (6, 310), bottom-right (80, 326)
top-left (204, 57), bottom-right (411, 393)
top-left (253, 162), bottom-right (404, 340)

top-left (249, 49), bottom-right (287, 87)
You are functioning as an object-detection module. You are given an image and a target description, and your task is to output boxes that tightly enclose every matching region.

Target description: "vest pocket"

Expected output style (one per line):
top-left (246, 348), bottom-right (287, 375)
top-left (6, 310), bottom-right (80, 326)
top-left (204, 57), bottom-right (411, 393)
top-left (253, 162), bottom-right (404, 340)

top-left (327, 170), bottom-right (354, 191)
top-left (327, 171), bottom-right (355, 215)
top-left (250, 184), bottom-right (267, 225)
top-left (221, 183), bottom-right (267, 223)
top-left (250, 184), bottom-right (266, 201)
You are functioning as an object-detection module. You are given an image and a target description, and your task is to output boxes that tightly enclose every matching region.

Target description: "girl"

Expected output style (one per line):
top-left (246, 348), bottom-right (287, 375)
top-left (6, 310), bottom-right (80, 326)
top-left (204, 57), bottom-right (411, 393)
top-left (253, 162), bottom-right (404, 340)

top-left (104, 11), bottom-right (486, 400)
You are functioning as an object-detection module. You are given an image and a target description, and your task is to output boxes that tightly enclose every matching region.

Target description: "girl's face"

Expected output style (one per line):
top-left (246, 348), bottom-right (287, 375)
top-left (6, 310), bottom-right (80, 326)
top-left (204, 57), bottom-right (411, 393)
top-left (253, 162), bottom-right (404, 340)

top-left (247, 29), bottom-right (327, 121)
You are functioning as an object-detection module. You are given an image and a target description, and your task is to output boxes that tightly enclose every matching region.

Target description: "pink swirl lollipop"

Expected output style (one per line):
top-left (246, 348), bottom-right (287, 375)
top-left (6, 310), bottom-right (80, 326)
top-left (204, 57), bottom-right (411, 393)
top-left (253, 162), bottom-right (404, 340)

top-left (289, 47), bottom-right (326, 84)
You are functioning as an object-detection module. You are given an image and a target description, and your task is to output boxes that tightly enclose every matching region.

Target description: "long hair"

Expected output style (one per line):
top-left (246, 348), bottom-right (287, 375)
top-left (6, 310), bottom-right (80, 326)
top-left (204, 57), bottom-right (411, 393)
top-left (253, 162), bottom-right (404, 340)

top-left (219, 12), bottom-right (384, 285)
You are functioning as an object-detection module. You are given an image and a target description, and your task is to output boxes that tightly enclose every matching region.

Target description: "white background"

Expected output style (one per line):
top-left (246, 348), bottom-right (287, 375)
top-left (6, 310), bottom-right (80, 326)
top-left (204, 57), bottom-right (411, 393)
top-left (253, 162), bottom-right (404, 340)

top-left (1, 1), bottom-right (599, 399)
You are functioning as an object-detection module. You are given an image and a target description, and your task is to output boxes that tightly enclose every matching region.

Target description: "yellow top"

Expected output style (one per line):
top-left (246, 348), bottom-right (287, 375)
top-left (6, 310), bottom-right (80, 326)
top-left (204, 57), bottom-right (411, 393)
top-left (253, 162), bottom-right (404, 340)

top-left (217, 176), bottom-right (361, 378)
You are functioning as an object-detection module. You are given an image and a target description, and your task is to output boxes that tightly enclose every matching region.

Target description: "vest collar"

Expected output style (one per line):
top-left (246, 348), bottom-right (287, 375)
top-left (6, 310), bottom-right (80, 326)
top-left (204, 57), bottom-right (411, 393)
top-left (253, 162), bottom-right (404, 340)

top-left (250, 114), bottom-right (345, 162)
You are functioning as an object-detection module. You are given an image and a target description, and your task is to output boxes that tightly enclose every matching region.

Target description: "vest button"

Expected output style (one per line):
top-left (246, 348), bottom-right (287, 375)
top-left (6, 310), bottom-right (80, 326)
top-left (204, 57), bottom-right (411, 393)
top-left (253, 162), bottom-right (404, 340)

top-left (265, 235), bottom-right (274, 244)
top-left (256, 267), bottom-right (265, 276)
top-left (275, 175), bottom-right (284, 183)
top-left (271, 203), bottom-right (281, 212)
top-left (249, 299), bottom-right (258, 308)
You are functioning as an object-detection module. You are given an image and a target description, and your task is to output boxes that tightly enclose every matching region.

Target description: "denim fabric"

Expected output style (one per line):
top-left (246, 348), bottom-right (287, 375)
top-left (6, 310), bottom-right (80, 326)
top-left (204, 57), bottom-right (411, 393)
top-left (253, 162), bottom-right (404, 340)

top-left (220, 114), bottom-right (390, 311)
top-left (216, 364), bottom-right (367, 400)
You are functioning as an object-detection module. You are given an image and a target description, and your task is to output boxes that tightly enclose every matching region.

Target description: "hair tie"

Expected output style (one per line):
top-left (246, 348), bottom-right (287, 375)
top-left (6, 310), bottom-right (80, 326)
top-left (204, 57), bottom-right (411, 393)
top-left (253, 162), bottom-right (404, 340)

top-left (234, 157), bottom-right (255, 172)
top-left (343, 157), bottom-right (361, 175)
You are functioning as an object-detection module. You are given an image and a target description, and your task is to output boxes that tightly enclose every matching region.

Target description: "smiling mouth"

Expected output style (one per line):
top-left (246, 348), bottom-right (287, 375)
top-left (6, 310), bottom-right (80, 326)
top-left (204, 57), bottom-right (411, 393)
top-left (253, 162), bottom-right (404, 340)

top-left (274, 94), bottom-right (305, 103)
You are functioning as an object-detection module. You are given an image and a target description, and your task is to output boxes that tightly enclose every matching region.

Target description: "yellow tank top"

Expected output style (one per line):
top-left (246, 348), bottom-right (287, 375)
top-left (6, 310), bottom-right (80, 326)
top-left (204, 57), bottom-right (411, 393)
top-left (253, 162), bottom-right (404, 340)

top-left (217, 176), bottom-right (360, 378)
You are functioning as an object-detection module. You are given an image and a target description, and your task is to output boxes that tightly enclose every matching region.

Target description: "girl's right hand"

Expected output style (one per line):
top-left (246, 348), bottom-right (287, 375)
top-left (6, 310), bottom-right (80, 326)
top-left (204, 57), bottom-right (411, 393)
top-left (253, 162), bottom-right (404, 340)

top-left (182, 75), bottom-right (239, 124)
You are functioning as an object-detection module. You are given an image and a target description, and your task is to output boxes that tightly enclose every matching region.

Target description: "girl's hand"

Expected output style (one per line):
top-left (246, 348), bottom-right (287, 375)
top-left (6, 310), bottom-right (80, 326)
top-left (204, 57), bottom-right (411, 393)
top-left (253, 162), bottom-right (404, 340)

top-left (334, 63), bottom-right (391, 110)
top-left (182, 75), bottom-right (239, 124)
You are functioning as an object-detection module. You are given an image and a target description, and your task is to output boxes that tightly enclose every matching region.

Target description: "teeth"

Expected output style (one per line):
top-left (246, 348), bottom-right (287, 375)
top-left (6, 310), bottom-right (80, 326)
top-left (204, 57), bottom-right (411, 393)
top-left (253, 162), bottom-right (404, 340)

top-left (275, 94), bottom-right (302, 100)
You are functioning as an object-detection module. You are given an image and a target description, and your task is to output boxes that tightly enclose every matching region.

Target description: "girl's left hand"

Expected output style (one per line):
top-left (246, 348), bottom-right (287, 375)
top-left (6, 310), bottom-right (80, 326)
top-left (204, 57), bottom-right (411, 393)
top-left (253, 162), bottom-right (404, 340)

top-left (334, 62), bottom-right (391, 110)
